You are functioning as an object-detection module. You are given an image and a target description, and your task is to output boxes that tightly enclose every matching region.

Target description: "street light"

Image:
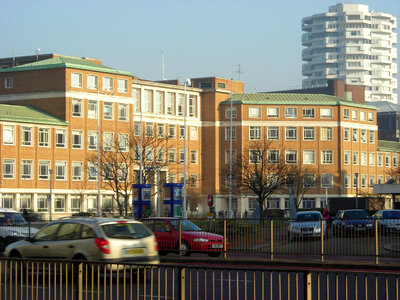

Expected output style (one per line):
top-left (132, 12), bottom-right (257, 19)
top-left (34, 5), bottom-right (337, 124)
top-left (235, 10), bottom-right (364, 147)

top-left (182, 78), bottom-right (191, 219)
top-left (355, 173), bottom-right (359, 209)
top-left (49, 169), bottom-right (53, 221)
top-left (145, 167), bottom-right (161, 216)
top-left (97, 88), bottom-right (102, 217)
top-left (227, 79), bottom-right (233, 219)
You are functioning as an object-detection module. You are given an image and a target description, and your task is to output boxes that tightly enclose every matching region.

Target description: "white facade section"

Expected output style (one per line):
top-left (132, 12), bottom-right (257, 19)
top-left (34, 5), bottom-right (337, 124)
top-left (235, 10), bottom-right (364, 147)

top-left (302, 3), bottom-right (398, 103)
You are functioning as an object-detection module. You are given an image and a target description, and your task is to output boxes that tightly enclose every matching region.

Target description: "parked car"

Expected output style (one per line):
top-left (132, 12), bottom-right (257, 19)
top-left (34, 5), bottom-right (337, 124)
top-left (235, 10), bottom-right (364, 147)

top-left (0, 208), bottom-right (39, 252)
top-left (288, 211), bottom-right (327, 241)
top-left (332, 209), bottom-right (373, 236)
top-left (4, 217), bottom-right (159, 265)
top-left (142, 218), bottom-right (228, 257)
top-left (372, 209), bottom-right (400, 234)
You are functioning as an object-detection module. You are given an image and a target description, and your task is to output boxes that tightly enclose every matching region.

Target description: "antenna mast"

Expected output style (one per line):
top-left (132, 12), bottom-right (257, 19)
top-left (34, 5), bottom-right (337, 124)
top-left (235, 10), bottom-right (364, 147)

top-left (237, 64), bottom-right (244, 81)
top-left (161, 50), bottom-right (165, 80)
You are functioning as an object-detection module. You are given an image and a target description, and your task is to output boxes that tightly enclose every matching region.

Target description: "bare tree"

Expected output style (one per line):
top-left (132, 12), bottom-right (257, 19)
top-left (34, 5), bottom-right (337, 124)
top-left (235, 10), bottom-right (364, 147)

top-left (87, 127), bottom-right (172, 216)
top-left (231, 140), bottom-right (288, 221)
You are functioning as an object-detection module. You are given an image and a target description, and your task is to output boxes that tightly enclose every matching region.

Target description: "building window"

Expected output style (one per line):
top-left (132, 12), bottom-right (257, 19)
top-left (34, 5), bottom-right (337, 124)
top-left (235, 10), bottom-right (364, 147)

top-left (87, 75), bottom-right (98, 90)
top-left (38, 161), bottom-right (50, 180)
top-left (118, 133), bottom-right (128, 152)
top-left (249, 150), bottom-right (261, 164)
top-left (353, 151), bottom-right (359, 165)
top-left (103, 102), bottom-right (113, 120)
top-left (344, 173), bottom-right (350, 188)
top-left (361, 129), bottom-right (367, 143)
top-left (321, 127), bottom-right (332, 141)
top-left (133, 88), bottom-right (140, 112)
top-left (179, 126), bottom-right (185, 140)
top-left (302, 198), bottom-right (315, 209)
top-left (145, 147), bottom-right (154, 162)
top-left (118, 104), bottom-right (128, 121)
top-left (168, 125), bottom-right (176, 138)
top-left (190, 127), bottom-right (198, 140)
top-left (343, 108), bottom-right (350, 119)
top-left (360, 111), bottom-right (366, 122)
top-left (225, 127), bottom-right (236, 141)
top-left (21, 160), bottom-right (32, 180)
top-left (267, 107), bottom-right (279, 118)
top-left (189, 96), bottom-right (197, 117)
top-left (103, 77), bottom-right (113, 91)
top-left (4, 77), bottom-right (13, 88)
top-left (117, 79), bottom-right (128, 93)
top-left (55, 129), bottom-right (66, 148)
top-left (320, 108), bottom-right (332, 119)
top-left (168, 149), bottom-right (176, 163)
top-left (393, 156), bottom-right (398, 167)
top-left (303, 150), bottom-right (315, 164)
top-left (72, 130), bottom-right (83, 149)
top-left (377, 176), bottom-right (383, 184)
top-left (20, 194), bottom-right (32, 210)
top-left (267, 127), bottom-right (279, 140)
top-left (226, 107), bottom-right (237, 118)
top-left (72, 99), bottom-right (82, 117)
top-left (118, 164), bottom-right (128, 181)
top-left (37, 195), bottom-right (48, 212)
top-left (361, 175), bottom-right (367, 189)
top-left (303, 174), bottom-right (315, 188)
top-left (70, 196), bottom-right (81, 212)
top-left (87, 100), bottom-right (97, 119)
top-left (225, 150), bottom-right (237, 164)
top-left (321, 150), bottom-right (333, 164)
top-left (285, 108), bottom-right (297, 118)
top-left (71, 73), bottom-right (82, 88)
top-left (155, 91), bottom-right (163, 114)
top-left (352, 129), bottom-right (358, 142)
top-left (249, 107), bottom-right (261, 118)
top-left (302, 107), bottom-right (314, 118)
top-left (352, 110), bottom-right (357, 120)
top-left (200, 82), bottom-right (212, 88)
top-left (3, 125), bottom-right (15, 145)
top-left (179, 149), bottom-right (185, 163)
top-left (369, 131), bottom-right (375, 144)
top-left (217, 82), bottom-right (226, 89)
top-left (18, 126), bottom-right (31, 147)
top-left (54, 195), bottom-right (65, 212)
top-left (268, 150), bottom-right (280, 164)
top-left (378, 154), bottom-right (383, 167)
top-left (166, 93), bottom-right (174, 115)
top-left (176, 94), bottom-right (183, 116)
top-left (3, 159), bottom-right (15, 179)
top-left (344, 150), bottom-right (350, 165)
top-left (285, 150), bottom-right (297, 164)
top-left (361, 152), bottom-right (367, 166)
top-left (134, 121), bottom-right (141, 136)
top-left (143, 90), bottom-right (152, 113)
top-left (344, 128), bottom-right (350, 141)
top-left (321, 174), bottom-right (333, 188)
top-left (285, 127), bottom-right (297, 140)
top-left (156, 148), bottom-right (165, 163)
top-left (368, 112), bottom-right (374, 122)
top-left (303, 127), bottom-right (314, 140)
top-left (249, 126), bottom-right (261, 140)
top-left (190, 150), bottom-right (198, 164)
top-left (88, 131), bottom-right (97, 150)
top-left (385, 155), bottom-right (391, 167)
top-left (369, 152), bottom-right (375, 166)
top-left (103, 132), bottom-right (114, 151)
top-left (38, 128), bottom-right (49, 147)
top-left (157, 124), bottom-right (165, 138)
top-left (88, 163), bottom-right (97, 181)
top-left (55, 161), bottom-right (66, 180)
top-left (72, 162), bottom-right (83, 181)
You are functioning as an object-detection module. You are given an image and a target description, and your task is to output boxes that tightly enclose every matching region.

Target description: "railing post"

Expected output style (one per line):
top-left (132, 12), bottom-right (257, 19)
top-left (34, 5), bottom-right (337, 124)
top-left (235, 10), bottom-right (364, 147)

top-left (270, 219), bottom-right (274, 261)
top-left (179, 219), bottom-right (182, 256)
top-left (179, 267), bottom-right (186, 300)
top-left (77, 262), bottom-right (83, 300)
top-left (305, 272), bottom-right (312, 300)
top-left (375, 219), bottom-right (379, 265)
top-left (321, 219), bottom-right (324, 263)
top-left (223, 219), bottom-right (227, 259)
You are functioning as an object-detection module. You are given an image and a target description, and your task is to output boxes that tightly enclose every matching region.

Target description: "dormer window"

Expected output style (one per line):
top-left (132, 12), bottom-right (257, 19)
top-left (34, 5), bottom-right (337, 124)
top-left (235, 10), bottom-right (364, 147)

top-left (4, 77), bottom-right (12, 88)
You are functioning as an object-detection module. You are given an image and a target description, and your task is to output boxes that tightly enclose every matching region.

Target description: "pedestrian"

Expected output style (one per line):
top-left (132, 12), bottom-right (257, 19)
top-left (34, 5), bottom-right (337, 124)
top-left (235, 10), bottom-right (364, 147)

top-left (322, 205), bottom-right (331, 226)
top-left (23, 209), bottom-right (29, 221)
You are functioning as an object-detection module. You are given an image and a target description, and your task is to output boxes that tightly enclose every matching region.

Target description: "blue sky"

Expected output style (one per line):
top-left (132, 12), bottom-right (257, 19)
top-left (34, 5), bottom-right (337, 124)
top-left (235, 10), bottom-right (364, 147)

top-left (1, 0), bottom-right (399, 93)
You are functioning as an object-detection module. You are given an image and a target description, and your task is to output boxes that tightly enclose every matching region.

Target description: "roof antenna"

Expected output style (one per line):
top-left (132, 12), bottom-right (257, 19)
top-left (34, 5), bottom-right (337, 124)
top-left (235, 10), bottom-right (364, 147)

top-left (35, 48), bottom-right (40, 61)
top-left (237, 64), bottom-right (244, 81)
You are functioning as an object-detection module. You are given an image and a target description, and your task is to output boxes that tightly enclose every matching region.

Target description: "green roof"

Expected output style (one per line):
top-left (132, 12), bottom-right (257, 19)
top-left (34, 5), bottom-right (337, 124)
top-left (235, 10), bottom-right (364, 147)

top-left (0, 56), bottom-right (133, 76)
top-left (0, 104), bottom-right (69, 126)
top-left (221, 93), bottom-right (378, 110)
top-left (377, 140), bottom-right (400, 153)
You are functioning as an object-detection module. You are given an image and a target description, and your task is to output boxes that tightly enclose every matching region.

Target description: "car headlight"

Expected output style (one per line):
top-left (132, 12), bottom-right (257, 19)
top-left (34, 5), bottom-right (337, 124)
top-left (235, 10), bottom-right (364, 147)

top-left (314, 227), bottom-right (321, 233)
top-left (344, 224), bottom-right (354, 228)
top-left (7, 230), bottom-right (20, 236)
top-left (366, 223), bottom-right (373, 227)
top-left (193, 238), bottom-right (209, 243)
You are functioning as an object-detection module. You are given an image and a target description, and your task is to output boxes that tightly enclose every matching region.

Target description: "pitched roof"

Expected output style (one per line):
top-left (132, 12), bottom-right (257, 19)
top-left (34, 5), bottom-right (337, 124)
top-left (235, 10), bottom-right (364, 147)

top-left (377, 140), bottom-right (400, 153)
top-left (0, 56), bottom-right (133, 76)
top-left (221, 93), bottom-right (377, 109)
top-left (368, 101), bottom-right (400, 113)
top-left (0, 104), bottom-right (68, 126)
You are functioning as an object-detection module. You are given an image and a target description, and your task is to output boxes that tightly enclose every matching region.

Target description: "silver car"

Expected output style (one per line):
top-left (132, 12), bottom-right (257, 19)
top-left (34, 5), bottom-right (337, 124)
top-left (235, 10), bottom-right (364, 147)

top-left (4, 217), bottom-right (159, 265)
top-left (288, 211), bottom-right (327, 241)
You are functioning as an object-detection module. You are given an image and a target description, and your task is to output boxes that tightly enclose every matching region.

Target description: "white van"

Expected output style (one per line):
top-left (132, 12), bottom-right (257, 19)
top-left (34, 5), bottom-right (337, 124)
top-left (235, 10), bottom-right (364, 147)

top-left (0, 208), bottom-right (39, 252)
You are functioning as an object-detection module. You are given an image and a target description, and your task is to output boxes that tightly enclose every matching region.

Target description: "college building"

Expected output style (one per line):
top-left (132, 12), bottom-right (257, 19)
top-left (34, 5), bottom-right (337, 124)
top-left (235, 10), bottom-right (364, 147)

top-left (0, 54), bottom-right (399, 218)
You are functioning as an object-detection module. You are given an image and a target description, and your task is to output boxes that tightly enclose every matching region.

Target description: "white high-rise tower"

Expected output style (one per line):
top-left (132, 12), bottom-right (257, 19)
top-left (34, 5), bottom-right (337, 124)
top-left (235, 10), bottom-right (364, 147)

top-left (302, 4), bottom-right (397, 103)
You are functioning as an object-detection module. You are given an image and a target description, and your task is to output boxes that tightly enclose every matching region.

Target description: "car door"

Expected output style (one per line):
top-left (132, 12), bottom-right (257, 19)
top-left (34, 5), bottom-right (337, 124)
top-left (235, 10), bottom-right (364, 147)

top-left (22, 223), bottom-right (60, 258)
top-left (50, 222), bottom-right (81, 259)
top-left (149, 220), bottom-right (176, 251)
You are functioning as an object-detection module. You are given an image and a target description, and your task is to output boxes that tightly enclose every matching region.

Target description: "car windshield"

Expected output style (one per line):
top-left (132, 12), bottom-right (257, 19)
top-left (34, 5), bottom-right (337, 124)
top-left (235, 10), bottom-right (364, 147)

top-left (295, 213), bottom-right (320, 222)
top-left (343, 211), bottom-right (369, 219)
top-left (169, 219), bottom-right (202, 231)
top-left (102, 222), bottom-right (152, 239)
top-left (0, 212), bottom-right (28, 226)
top-left (382, 211), bottom-right (400, 219)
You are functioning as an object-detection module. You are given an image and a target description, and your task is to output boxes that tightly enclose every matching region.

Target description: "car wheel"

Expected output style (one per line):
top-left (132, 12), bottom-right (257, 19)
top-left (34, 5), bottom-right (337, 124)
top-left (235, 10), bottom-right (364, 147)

top-left (177, 241), bottom-right (191, 256)
top-left (8, 251), bottom-right (23, 275)
top-left (208, 252), bottom-right (222, 258)
top-left (159, 251), bottom-right (168, 256)
top-left (72, 254), bottom-right (88, 279)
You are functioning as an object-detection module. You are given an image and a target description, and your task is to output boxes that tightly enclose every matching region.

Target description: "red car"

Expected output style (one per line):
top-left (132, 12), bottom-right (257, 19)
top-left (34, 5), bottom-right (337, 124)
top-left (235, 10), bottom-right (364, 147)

top-left (142, 218), bottom-right (228, 257)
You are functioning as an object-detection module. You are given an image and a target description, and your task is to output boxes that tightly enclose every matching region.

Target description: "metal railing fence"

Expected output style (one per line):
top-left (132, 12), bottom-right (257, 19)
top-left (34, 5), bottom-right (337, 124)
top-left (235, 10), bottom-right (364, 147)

top-left (1, 257), bottom-right (400, 300)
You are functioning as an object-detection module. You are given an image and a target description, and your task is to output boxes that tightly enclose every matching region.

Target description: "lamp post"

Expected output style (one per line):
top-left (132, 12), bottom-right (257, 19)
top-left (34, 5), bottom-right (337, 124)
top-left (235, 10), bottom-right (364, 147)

top-left (355, 173), bottom-right (359, 209)
top-left (97, 88), bottom-right (102, 217)
top-left (182, 79), bottom-right (191, 219)
top-left (227, 78), bottom-right (233, 219)
top-left (49, 169), bottom-right (53, 221)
